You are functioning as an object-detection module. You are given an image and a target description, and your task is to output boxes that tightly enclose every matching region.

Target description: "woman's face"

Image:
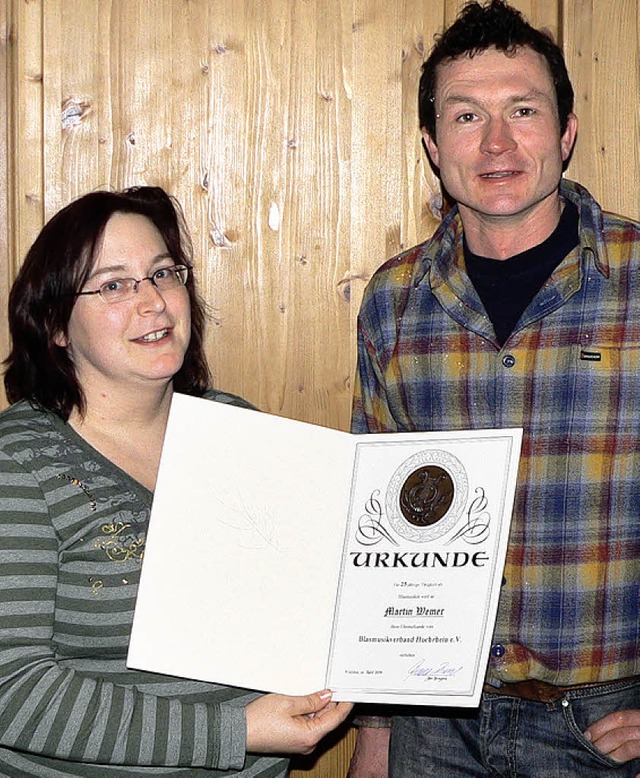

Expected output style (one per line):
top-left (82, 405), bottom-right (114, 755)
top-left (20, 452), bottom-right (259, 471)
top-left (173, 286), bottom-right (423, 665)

top-left (59, 212), bottom-right (192, 398)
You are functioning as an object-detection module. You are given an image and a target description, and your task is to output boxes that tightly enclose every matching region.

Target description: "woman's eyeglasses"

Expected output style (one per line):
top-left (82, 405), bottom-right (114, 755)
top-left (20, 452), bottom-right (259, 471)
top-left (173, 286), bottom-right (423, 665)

top-left (74, 264), bottom-right (190, 304)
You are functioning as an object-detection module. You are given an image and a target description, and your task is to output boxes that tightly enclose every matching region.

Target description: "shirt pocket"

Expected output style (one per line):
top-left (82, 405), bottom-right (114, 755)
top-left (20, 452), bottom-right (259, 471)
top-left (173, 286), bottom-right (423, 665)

top-left (575, 341), bottom-right (640, 438)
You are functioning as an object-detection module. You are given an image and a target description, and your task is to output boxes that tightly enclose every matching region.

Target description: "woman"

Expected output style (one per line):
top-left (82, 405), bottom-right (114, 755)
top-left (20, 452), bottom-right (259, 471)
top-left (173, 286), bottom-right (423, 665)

top-left (0, 186), bottom-right (352, 776)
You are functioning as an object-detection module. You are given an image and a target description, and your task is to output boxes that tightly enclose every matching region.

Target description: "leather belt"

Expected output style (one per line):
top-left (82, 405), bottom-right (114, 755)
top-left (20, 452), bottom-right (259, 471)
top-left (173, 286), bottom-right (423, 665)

top-left (483, 675), bottom-right (640, 704)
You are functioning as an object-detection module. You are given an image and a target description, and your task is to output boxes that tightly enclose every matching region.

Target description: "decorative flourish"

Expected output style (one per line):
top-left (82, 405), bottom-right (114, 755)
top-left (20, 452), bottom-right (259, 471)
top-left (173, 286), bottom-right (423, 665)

top-left (94, 521), bottom-right (145, 562)
top-left (56, 473), bottom-right (97, 512)
top-left (356, 490), bottom-right (399, 546)
top-left (446, 487), bottom-right (491, 545)
top-left (88, 578), bottom-right (103, 595)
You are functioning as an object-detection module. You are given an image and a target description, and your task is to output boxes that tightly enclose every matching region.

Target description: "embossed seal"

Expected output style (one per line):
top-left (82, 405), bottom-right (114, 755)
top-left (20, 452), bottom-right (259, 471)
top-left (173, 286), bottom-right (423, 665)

top-left (386, 449), bottom-right (468, 542)
top-left (399, 465), bottom-right (454, 526)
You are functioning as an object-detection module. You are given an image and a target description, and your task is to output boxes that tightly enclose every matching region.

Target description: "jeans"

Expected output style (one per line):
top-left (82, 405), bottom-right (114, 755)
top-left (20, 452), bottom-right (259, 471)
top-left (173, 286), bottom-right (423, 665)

top-left (389, 678), bottom-right (640, 776)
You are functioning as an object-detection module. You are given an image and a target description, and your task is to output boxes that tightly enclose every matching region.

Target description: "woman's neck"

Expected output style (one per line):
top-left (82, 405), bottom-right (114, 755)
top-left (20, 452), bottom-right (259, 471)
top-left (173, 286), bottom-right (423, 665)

top-left (69, 383), bottom-right (174, 491)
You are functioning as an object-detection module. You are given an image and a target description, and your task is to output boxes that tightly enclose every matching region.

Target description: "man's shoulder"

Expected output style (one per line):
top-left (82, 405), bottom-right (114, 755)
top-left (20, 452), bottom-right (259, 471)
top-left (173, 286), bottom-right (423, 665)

top-left (583, 195), bottom-right (640, 265)
top-left (365, 210), bottom-right (459, 296)
top-left (378, 240), bottom-right (431, 275)
top-left (599, 209), bottom-right (640, 238)
top-left (563, 179), bottom-right (640, 236)
top-left (365, 237), bottom-right (436, 298)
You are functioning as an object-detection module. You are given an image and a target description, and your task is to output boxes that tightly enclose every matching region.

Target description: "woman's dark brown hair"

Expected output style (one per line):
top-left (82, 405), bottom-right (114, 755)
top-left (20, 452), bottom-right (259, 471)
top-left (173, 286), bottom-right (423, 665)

top-left (3, 186), bottom-right (211, 419)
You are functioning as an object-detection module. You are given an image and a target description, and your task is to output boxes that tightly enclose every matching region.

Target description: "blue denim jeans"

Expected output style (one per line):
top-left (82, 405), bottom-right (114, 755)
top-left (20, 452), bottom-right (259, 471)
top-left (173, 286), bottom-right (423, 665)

top-left (389, 678), bottom-right (640, 776)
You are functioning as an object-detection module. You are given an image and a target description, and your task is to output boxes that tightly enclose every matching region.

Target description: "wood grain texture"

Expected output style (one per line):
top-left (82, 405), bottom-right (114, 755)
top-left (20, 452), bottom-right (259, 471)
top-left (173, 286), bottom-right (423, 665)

top-left (289, 724), bottom-right (356, 778)
top-left (0, 1), bottom-right (9, 408)
top-left (10, 0), bottom-right (44, 269)
top-left (563, 0), bottom-right (640, 220)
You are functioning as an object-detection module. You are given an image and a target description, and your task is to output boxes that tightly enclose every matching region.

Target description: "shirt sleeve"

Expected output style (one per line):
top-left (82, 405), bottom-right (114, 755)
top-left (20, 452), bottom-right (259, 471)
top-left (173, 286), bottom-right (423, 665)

top-left (0, 446), bottom-right (245, 771)
top-left (351, 298), bottom-right (400, 434)
top-left (350, 295), bottom-right (395, 728)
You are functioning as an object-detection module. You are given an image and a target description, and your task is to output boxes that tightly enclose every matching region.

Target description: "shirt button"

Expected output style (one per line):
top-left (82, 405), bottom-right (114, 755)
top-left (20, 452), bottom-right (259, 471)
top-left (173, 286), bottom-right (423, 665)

top-left (502, 354), bottom-right (516, 368)
top-left (491, 643), bottom-right (506, 658)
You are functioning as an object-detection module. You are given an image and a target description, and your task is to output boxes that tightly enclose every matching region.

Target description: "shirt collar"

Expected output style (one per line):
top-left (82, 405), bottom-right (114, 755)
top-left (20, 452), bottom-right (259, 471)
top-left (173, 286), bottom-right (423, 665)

top-left (414, 178), bottom-right (610, 288)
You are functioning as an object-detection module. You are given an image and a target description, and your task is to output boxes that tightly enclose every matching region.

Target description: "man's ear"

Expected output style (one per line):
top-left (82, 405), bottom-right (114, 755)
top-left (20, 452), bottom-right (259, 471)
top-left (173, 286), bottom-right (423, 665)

top-left (421, 128), bottom-right (439, 168)
top-left (561, 112), bottom-right (578, 163)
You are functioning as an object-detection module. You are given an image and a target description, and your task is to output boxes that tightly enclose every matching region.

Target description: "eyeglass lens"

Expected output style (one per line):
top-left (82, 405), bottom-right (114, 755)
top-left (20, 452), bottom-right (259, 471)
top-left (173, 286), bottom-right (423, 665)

top-left (99, 265), bottom-right (188, 303)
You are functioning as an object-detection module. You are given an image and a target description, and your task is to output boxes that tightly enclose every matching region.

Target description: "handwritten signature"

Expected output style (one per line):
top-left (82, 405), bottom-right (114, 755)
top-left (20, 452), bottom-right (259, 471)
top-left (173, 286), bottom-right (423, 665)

top-left (404, 659), bottom-right (464, 682)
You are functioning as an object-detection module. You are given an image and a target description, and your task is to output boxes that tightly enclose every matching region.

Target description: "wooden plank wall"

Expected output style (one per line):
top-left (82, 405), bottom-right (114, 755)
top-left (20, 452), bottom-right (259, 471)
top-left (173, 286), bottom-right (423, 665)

top-left (1, 2), bottom-right (639, 776)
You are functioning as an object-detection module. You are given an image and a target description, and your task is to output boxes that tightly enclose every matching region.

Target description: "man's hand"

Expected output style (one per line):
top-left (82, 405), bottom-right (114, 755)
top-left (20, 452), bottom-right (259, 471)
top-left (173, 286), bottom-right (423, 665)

top-left (347, 725), bottom-right (390, 778)
top-left (245, 690), bottom-right (352, 755)
top-left (584, 709), bottom-right (640, 776)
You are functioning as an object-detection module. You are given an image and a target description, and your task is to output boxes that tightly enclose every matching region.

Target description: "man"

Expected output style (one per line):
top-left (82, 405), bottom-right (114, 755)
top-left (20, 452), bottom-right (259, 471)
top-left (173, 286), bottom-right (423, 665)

top-left (349, 1), bottom-right (640, 776)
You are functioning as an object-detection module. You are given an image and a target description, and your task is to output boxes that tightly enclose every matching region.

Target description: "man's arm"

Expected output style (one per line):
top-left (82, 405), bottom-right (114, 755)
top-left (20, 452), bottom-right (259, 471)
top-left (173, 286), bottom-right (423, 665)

top-left (351, 313), bottom-right (398, 434)
top-left (349, 300), bottom-right (396, 776)
top-left (348, 724), bottom-right (390, 778)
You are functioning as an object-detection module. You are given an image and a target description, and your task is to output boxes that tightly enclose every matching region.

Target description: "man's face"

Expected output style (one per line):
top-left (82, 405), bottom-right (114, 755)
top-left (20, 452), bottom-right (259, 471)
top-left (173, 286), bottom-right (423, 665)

top-left (423, 46), bottom-right (577, 232)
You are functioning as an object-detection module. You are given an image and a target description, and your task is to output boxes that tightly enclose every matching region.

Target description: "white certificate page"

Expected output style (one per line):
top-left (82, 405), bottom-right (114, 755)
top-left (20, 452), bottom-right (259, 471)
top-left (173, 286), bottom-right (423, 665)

top-left (326, 433), bottom-right (520, 706)
top-left (128, 394), bottom-right (522, 707)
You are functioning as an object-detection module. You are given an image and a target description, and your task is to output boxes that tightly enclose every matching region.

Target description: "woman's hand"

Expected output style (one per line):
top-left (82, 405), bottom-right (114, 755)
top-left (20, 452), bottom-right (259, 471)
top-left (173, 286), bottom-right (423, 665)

top-left (246, 689), bottom-right (353, 755)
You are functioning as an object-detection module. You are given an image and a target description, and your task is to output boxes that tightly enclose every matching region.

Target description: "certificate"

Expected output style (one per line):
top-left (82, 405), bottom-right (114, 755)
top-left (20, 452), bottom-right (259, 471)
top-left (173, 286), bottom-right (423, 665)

top-left (128, 394), bottom-right (522, 707)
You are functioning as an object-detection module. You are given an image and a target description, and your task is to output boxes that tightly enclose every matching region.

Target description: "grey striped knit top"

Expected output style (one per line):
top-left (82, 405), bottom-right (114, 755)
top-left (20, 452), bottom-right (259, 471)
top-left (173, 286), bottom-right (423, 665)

top-left (0, 392), bottom-right (288, 778)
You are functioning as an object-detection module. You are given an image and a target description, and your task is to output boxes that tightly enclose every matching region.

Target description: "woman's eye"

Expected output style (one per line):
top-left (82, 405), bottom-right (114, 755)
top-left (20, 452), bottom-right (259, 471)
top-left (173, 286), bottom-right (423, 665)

top-left (102, 279), bottom-right (126, 292)
top-left (153, 267), bottom-right (173, 281)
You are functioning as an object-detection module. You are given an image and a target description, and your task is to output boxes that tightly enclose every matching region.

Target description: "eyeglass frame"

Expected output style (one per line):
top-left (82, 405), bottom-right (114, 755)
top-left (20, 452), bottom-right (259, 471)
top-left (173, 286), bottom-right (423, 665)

top-left (72, 264), bottom-right (191, 304)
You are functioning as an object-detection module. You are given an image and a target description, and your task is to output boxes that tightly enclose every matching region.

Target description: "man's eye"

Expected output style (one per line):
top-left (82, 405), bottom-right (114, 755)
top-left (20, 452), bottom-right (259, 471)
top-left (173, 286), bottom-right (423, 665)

top-left (515, 107), bottom-right (536, 117)
top-left (456, 112), bottom-right (477, 124)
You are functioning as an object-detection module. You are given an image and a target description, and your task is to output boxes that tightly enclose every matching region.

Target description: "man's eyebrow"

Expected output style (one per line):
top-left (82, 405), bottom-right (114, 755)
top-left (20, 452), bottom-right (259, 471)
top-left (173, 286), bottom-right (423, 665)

top-left (441, 89), bottom-right (551, 108)
top-left (441, 94), bottom-right (482, 108)
top-left (507, 90), bottom-right (551, 103)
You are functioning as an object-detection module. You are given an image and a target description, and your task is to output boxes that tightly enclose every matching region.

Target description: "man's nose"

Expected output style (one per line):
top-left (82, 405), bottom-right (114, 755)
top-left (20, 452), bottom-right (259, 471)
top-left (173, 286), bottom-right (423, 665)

top-left (480, 118), bottom-right (517, 154)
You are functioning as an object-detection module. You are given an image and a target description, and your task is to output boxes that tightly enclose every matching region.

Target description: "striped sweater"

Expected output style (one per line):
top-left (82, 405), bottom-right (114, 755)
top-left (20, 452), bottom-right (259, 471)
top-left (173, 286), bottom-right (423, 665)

top-left (0, 393), bottom-right (287, 777)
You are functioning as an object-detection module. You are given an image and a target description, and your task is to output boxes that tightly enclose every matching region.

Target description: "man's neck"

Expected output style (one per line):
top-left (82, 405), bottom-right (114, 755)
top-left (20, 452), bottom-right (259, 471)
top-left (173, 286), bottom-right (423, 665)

top-left (459, 196), bottom-right (564, 260)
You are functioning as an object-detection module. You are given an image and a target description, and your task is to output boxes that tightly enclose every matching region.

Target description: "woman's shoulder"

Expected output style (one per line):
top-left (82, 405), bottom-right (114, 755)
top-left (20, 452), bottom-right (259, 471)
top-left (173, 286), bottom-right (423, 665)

top-left (202, 388), bottom-right (258, 411)
top-left (0, 399), bottom-right (54, 436)
top-left (0, 400), bottom-right (62, 459)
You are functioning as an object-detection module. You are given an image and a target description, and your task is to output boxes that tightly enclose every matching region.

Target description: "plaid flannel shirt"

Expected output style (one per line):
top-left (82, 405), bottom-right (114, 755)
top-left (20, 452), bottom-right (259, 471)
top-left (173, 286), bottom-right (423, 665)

top-left (352, 180), bottom-right (640, 686)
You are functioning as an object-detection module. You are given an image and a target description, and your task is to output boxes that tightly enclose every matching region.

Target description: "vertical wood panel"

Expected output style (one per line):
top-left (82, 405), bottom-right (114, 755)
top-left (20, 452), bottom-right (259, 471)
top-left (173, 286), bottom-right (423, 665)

top-left (348, 0), bottom-right (443, 377)
top-left (563, 0), bottom-right (640, 220)
top-left (289, 725), bottom-right (356, 778)
top-left (199, 0), bottom-right (355, 427)
top-left (11, 0), bottom-right (43, 266)
top-left (0, 1), bottom-right (9, 408)
top-left (44, 0), bottom-right (85, 214)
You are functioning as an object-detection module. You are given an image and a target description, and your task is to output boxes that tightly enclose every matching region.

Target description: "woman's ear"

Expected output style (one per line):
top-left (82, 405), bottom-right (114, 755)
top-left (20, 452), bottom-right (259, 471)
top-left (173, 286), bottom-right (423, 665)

top-left (53, 330), bottom-right (69, 348)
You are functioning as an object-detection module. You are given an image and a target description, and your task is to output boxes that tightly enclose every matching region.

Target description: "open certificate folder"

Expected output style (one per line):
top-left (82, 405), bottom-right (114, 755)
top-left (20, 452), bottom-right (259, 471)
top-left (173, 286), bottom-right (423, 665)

top-left (128, 394), bottom-right (522, 707)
